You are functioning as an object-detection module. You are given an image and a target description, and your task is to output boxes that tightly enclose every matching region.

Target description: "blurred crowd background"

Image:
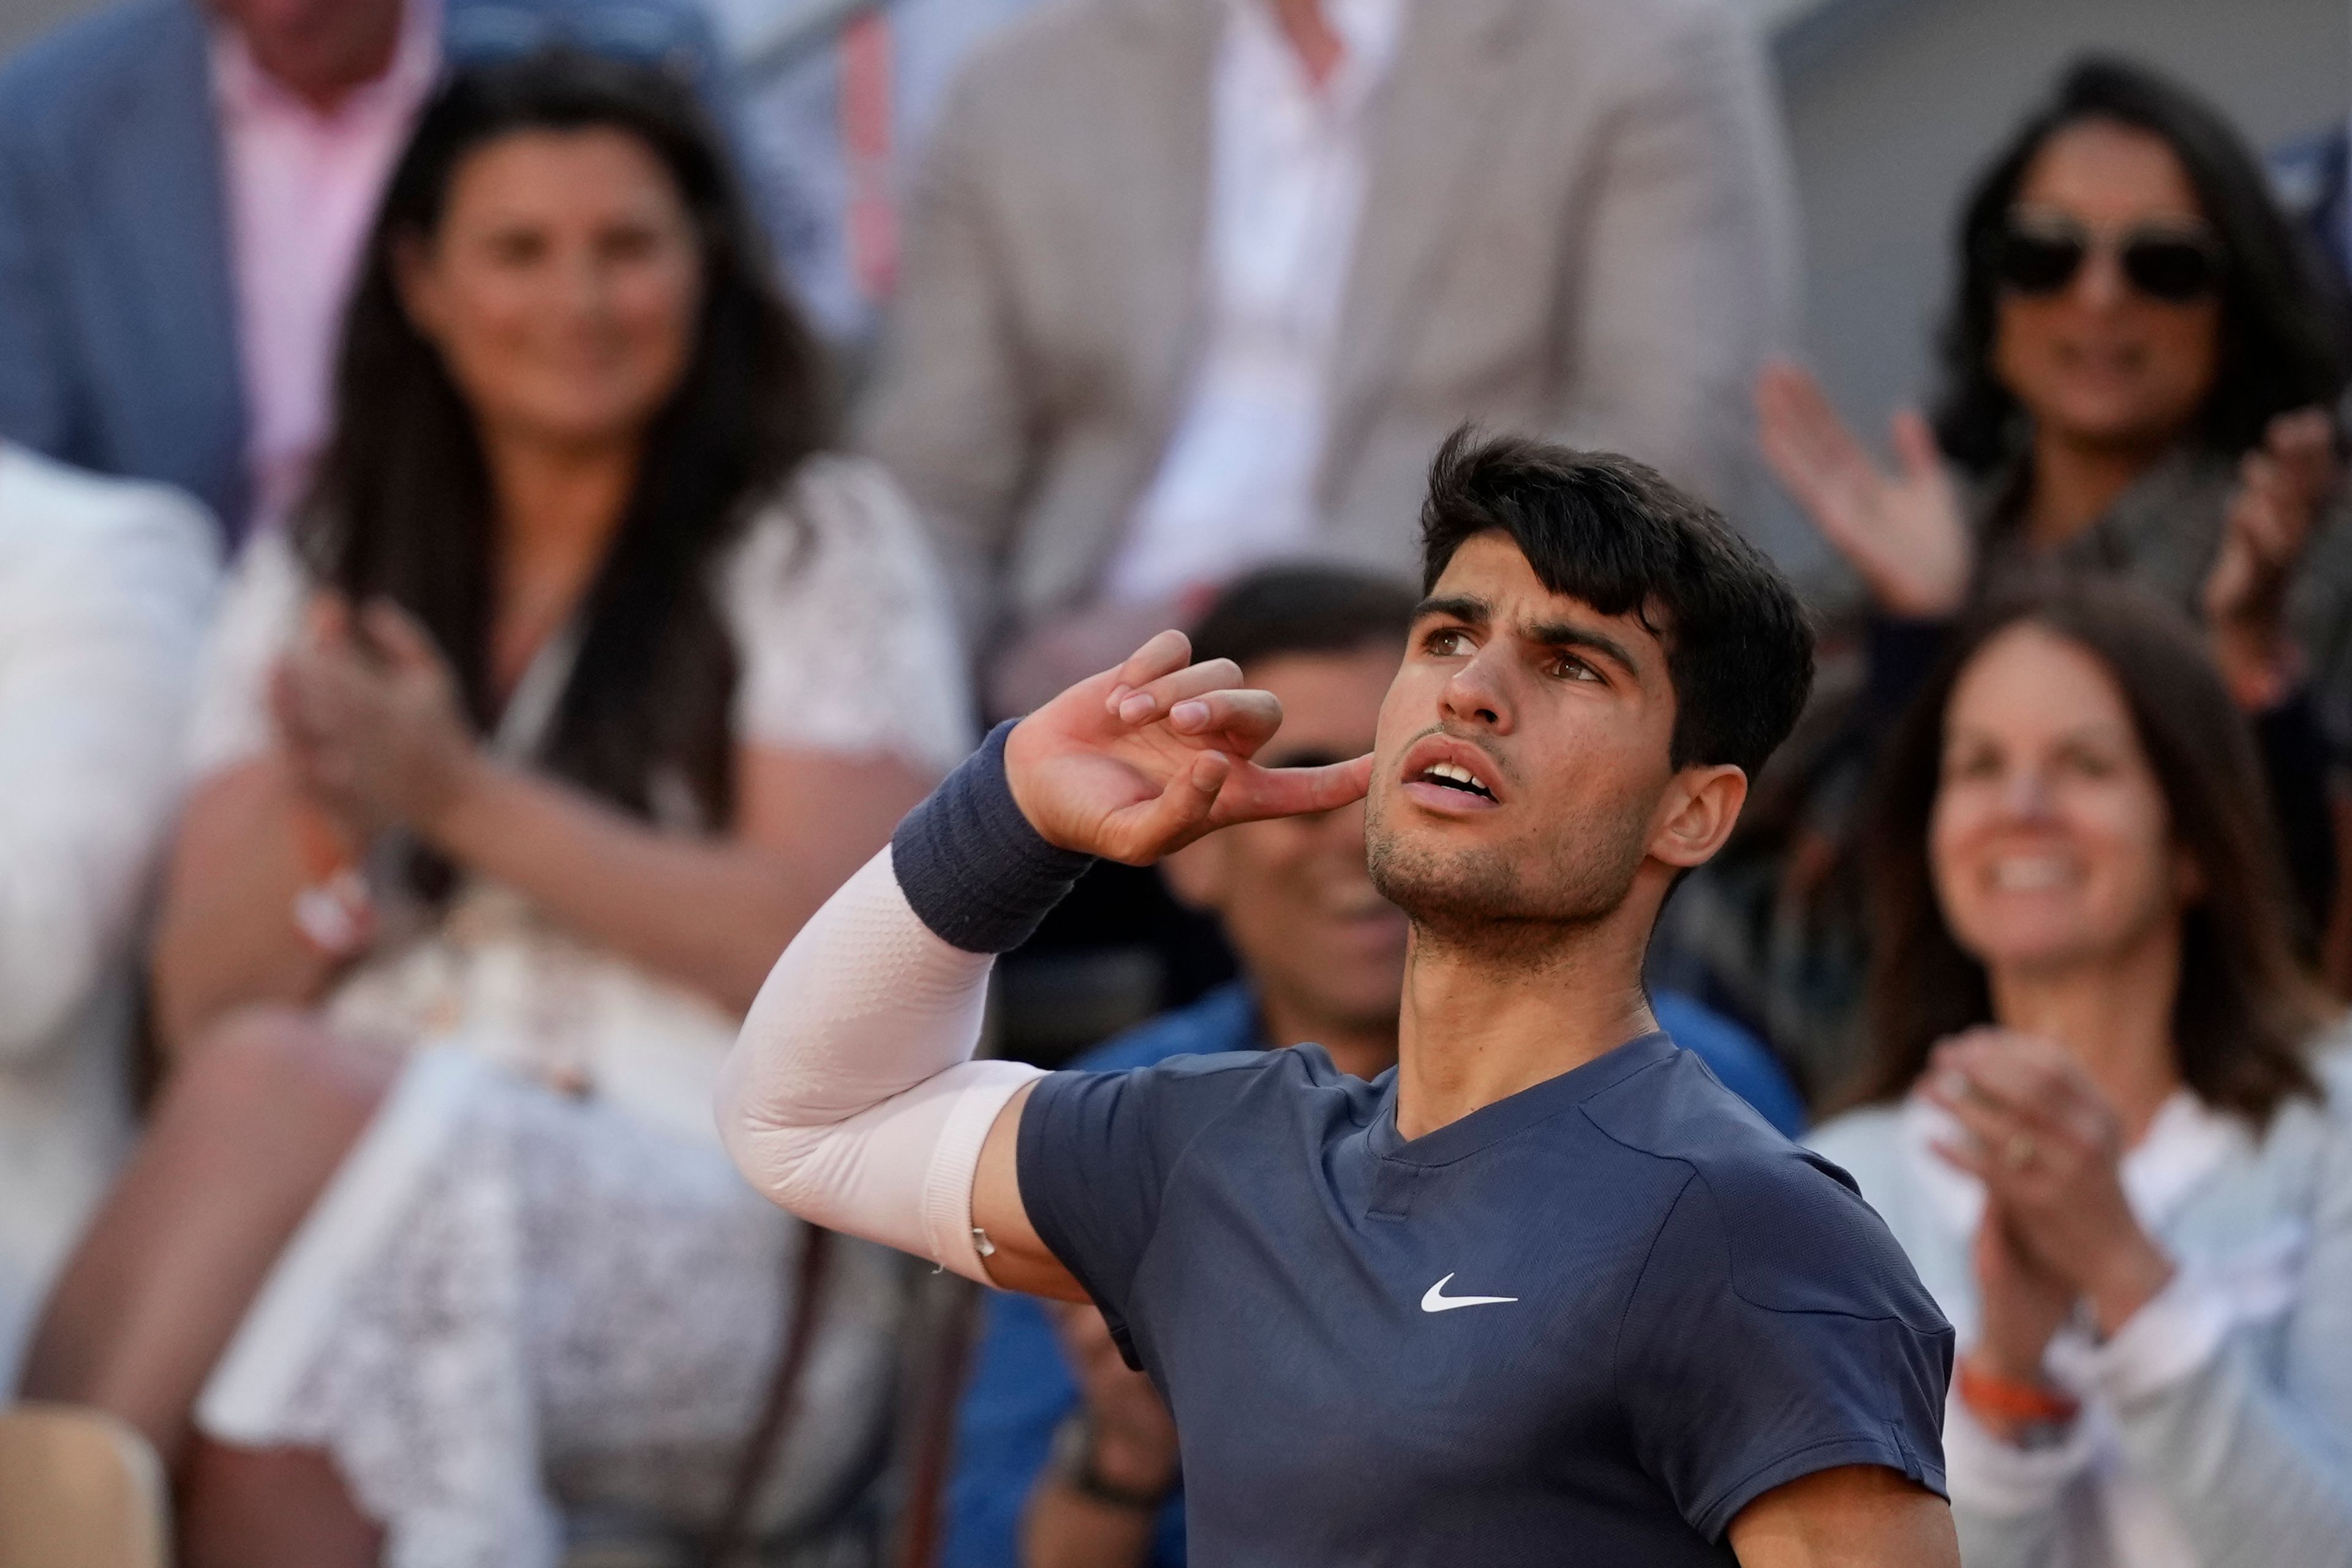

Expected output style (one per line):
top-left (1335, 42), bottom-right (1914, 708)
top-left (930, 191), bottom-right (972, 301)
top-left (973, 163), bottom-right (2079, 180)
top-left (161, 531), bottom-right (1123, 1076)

top-left (2, 0), bottom-right (2352, 1566)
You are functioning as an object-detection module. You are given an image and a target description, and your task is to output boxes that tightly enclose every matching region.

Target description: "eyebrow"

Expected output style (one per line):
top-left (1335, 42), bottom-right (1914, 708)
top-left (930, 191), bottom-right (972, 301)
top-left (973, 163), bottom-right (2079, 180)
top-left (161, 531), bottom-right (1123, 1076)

top-left (1414, 593), bottom-right (1644, 677)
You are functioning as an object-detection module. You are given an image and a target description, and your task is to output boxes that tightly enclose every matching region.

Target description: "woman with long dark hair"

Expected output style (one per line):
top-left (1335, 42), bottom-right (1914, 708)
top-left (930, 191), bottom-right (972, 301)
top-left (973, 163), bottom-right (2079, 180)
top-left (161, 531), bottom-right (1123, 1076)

top-left (1811, 580), bottom-right (2352, 1567)
top-left (20, 52), bottom-right (968, 1564)
top-left (1668, 58), bottom-right (2352, 1080)
top-left (1762, 56), bottom-right (2351, 683)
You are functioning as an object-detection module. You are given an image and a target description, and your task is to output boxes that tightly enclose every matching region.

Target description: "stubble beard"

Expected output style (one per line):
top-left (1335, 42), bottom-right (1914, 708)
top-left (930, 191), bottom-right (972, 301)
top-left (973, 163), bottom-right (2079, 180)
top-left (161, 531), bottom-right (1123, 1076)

top-left (1363, 789), bottom-right (1651, 964)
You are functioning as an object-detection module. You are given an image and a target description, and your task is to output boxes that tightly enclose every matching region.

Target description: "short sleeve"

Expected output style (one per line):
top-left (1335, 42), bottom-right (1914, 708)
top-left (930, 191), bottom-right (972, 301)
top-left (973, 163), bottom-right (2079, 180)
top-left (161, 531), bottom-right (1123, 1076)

top-left (1015, 1052), bottom-right (1268, 1365)
top-left (1615, 1164), bottom-right (1953, 1542)
top-left (184, 530), bottom-right (307, 782)
top-left (719, 454), bottom-right (975, 778)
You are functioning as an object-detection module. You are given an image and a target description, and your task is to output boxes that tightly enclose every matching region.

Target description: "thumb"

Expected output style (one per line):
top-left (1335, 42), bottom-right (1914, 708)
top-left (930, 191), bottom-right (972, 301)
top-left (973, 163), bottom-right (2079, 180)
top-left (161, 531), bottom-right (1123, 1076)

top-left (1099, 750), bottom-right (1231, 864)
top-left (361, 599), bottom-right (443, 672)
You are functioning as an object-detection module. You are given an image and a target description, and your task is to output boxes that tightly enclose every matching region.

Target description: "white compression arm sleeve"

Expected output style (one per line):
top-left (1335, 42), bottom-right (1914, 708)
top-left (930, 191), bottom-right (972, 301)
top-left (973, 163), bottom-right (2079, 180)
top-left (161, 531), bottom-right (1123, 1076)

top-left (715, 845), bottom-right (1044, 1283)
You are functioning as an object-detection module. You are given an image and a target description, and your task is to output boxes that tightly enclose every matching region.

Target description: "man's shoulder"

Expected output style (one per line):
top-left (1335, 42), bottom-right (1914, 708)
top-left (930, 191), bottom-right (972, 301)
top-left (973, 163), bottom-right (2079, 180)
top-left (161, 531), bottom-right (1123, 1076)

top-left (1585, 1050), bottom-right (1942, 1325)
top-left (930, 0), bottom-right (1183, 141)
top-left (0, 447), bottom-right (218, 570)
top-left (0, 0), bottom-right (194, 134)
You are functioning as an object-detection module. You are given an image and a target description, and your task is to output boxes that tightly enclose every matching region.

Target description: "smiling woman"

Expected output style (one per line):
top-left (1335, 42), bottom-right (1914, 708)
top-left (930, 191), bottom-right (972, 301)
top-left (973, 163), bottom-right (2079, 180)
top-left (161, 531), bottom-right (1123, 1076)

top-left (1811, 578), bottom-right (2352, 1568)
top-left (22, 49), bottom-right (967, 1568)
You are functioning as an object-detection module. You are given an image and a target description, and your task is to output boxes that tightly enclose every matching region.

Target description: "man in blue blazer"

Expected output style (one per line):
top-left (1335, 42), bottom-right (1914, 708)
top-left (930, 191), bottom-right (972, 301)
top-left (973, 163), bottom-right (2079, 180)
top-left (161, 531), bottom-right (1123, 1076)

top-left (0, 0), bottom-right (745, 548)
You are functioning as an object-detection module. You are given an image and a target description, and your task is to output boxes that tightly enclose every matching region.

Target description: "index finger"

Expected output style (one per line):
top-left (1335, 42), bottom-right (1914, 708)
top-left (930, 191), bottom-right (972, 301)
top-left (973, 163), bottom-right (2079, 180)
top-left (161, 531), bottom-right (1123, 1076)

top-left (1213, 753), bottom-right (1375, 824)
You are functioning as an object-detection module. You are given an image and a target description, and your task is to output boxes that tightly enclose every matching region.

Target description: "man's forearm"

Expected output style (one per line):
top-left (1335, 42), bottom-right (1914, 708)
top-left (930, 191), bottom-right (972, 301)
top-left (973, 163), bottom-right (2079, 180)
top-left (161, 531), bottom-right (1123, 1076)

top-left (717, 723), bottom-right (1091, 1278)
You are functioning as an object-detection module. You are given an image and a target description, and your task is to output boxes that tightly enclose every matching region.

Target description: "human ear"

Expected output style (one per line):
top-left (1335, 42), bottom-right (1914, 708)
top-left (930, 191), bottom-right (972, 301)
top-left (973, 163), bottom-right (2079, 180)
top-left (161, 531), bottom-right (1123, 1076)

top-left (1158, 833), bottom-right (1231, 914)
top-left (1648, 764), bottom-right (1749, 869)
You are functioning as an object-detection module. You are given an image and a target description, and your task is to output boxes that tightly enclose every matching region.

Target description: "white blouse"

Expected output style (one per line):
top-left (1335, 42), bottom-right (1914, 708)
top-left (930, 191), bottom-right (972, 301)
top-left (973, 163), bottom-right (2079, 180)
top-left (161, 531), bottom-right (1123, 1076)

top-left (183, 453), bottom-right (974, 1145)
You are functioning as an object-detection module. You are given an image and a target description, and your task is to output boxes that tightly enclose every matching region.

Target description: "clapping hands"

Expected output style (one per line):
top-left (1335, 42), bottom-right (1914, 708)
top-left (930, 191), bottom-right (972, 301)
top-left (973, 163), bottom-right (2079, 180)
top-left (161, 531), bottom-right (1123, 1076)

top-left (1924, 1028), bottom-right (2175, 1368)
top-left (270, 594), bottom-right (485, 845)
top-left (2202, 407), bottom-right (2340, 707)
top-left (1005, 630), bottom-right (1375, 864)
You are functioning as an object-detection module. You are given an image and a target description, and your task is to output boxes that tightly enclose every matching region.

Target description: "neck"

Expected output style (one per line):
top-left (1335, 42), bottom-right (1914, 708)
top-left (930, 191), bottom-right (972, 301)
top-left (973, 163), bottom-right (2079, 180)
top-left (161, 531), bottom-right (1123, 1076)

top-left (2020, 425), bottom-right (2166, 550)
top-left (1258, 989), bottom-right (1396, 1084)
top-left (1985, 922), bottom-right (2184, 1142)
top-left (1266, 0), bottom-right (1344, 88)
top-left (481, 429), bottom-right (639, 685)
top-left (1391, 904), bottom-right (1657, 1141)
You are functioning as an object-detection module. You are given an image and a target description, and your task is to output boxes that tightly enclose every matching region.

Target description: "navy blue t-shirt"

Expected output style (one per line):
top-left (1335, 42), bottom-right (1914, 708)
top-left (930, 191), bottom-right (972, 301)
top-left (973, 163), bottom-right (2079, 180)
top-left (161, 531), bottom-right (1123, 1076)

top-left (1016, 1032), bottom-right (1951, 1566)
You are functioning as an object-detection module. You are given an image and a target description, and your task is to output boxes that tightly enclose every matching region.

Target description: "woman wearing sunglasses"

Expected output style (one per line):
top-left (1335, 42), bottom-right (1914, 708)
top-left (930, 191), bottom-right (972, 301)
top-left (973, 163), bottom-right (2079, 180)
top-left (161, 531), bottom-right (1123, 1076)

top-left (1738, 58), bottom-right (2352, 1008)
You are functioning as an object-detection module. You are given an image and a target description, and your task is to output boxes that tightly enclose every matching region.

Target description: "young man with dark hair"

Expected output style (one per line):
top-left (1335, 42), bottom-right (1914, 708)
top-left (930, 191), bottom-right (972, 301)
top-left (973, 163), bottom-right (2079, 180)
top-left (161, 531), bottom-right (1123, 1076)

top-left (722, 431), bottom-right (1959, 1566)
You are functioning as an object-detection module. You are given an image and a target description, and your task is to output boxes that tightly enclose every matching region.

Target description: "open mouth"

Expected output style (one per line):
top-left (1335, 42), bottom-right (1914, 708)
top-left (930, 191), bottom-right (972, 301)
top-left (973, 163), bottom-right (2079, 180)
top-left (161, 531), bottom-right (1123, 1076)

top-left (1414, 761), bottom-right (1496, 802)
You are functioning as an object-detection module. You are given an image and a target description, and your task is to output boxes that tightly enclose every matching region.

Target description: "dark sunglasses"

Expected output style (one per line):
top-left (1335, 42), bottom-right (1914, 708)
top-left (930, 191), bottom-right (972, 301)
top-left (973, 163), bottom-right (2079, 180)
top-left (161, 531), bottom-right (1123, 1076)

top-left (1989, 213), bottom-right (2226, 304)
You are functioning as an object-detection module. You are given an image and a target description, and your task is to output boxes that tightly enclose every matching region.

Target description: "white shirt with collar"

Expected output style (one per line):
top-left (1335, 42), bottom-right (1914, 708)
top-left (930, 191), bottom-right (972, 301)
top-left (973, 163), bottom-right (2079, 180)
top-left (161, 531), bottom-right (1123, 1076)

top-left (0, 447), bottom-right (219, 1392)
top-left (1103, 0), bottom-right (1406, 607)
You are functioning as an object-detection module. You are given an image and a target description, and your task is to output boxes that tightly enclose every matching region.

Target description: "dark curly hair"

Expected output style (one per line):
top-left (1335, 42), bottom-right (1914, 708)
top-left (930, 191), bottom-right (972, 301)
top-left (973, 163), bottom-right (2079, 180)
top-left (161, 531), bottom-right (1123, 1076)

top-left (1932, 55), bottom-right (2351, 475)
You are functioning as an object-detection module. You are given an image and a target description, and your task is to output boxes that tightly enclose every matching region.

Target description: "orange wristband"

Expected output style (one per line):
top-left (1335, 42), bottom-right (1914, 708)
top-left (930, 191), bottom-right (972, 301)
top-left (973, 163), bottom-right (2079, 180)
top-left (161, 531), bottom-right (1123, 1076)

top-left (1957, 1355), bottom-right (2079, 1426)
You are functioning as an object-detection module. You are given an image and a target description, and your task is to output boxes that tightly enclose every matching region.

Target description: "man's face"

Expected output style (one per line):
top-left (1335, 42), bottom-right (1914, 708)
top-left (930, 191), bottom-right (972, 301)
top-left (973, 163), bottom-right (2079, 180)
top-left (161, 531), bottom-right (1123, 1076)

top-left (209, 0), bottom-right (405, 104)
top-left (1364, 533), bottom-right (1686, 935)
top-left (1163, 644), bottom-right (1407, 1035)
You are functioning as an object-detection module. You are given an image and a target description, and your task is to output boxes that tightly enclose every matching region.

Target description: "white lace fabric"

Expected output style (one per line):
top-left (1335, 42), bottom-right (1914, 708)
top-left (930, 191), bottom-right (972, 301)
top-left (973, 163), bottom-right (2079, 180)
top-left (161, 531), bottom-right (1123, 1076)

top-left (186, 456), bottom-right (972, 1563)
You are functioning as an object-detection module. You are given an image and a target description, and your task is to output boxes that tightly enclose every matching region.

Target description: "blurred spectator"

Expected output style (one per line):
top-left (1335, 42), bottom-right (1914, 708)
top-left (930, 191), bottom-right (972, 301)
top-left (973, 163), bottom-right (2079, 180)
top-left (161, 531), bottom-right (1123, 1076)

top-left (18, 54), bottom-right (966, 1564)
top-left (0, 447), bottom-right (217, 1393)
top-left (861, 0), bottom-right (1798, 717)
top-left (1676, 56), bottom-right (2352, 1080)
top-left (718, 0), bottom-right (1041, 344)
top-left (943, 565), bottom-right (1807, 1568)
top-left (2275, 110), bottom-right (2352, 287)
top-left (0, 0), bottom-right (747, 547)
top-left (1811, 581), bottom-right (2352, 1567)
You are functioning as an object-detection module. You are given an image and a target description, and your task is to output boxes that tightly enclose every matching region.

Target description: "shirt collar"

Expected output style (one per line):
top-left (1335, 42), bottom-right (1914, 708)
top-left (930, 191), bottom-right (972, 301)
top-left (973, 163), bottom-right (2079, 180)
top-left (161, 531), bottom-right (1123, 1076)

top-left (1222, 0), bottom-right (1408, 102)
top-left (211, 0), bottom-right (443, 126)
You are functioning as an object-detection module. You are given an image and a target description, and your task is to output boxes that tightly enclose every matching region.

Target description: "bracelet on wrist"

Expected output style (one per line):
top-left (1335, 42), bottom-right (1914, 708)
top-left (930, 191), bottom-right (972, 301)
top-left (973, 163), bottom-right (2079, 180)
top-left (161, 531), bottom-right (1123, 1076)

top-left (290, 806), bottom-right (375, 958)
top-left (1957, 1354), bottom-right (2079, 1427)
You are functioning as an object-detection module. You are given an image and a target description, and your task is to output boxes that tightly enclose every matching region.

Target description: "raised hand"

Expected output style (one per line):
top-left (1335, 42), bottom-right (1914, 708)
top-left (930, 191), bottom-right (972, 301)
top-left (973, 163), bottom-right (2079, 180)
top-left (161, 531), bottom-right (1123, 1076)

top-left (1756, 360), bottom-right (1971, 618)
top-left (2203, 405), bottom-right (2339, 708)
top-left (1005, 630), bottom-right (1374, 865)
top-left (271, 594), bottom-right (484, 843)
top-left (1923, 1028), bottom-right (2174, 1336)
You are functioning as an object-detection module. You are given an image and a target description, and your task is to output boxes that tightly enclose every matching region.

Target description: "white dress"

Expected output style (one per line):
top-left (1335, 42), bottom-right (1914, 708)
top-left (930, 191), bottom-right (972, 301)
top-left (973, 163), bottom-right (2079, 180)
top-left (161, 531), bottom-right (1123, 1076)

top-left (184, 456), bottom-right (973, 1568)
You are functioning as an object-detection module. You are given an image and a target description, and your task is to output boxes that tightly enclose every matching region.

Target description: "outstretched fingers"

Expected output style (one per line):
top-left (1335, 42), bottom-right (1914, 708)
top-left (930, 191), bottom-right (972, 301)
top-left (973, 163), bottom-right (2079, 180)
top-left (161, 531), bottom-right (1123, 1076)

top-left (1101, 630), bottom-right (1196, 714)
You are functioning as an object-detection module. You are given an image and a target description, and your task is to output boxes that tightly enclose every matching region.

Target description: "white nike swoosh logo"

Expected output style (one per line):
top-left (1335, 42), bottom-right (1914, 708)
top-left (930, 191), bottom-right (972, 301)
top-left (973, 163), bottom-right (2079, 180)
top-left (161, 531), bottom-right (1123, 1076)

top-left (1420, 1273), bottom-right (1519, 1313)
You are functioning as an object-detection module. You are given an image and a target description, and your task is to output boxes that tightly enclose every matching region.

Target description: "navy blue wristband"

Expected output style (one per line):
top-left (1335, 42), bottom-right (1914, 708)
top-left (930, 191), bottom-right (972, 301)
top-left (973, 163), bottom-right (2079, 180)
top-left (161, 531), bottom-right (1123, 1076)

top-left (891, 720), bottom-right (1095, 954)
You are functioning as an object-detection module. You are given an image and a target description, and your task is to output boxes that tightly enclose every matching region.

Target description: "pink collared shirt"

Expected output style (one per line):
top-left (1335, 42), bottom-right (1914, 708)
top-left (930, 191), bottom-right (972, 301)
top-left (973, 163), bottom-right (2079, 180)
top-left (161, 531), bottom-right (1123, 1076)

top-left (209, 0), bottom-right (443, 537)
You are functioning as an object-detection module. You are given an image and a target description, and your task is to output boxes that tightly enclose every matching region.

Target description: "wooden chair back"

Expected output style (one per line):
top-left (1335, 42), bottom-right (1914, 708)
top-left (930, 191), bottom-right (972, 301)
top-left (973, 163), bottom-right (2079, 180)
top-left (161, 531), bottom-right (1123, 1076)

top-left (0, 1403), bottom-right (171, 1568)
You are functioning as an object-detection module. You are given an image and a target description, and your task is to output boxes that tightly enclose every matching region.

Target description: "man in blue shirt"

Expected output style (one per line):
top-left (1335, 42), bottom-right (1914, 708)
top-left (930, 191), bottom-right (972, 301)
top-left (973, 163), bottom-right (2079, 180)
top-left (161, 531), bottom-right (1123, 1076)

top-left (946, 565), bottom-right (1813, 1568)
top-left (723, 429), bottom-right (1958, 1565)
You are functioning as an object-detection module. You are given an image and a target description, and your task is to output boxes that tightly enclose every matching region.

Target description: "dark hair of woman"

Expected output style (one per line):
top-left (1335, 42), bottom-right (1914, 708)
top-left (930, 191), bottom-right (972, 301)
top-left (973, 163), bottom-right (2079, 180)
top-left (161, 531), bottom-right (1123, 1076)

top-left (1932, 55), bottom-right (2352, 475)
top-left (1846, 576), bottom-right (2329, 1125)
top-left (298, 49), bottom-right (832, 856)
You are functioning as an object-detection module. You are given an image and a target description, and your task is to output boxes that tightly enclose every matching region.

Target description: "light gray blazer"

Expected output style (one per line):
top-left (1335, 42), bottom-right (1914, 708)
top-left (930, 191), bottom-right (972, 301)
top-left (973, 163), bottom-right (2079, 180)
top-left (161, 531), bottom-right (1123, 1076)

top-left (857, 0), bottom-right (1798, 654)
top-left (1812, 1049), bottom-right (2352, 1568)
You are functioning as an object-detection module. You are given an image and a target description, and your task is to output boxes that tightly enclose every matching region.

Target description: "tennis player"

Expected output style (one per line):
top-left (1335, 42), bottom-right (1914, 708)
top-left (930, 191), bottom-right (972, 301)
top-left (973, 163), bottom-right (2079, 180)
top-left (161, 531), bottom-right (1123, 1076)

top-left (720, 432), bottom-right (1959, 1566)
